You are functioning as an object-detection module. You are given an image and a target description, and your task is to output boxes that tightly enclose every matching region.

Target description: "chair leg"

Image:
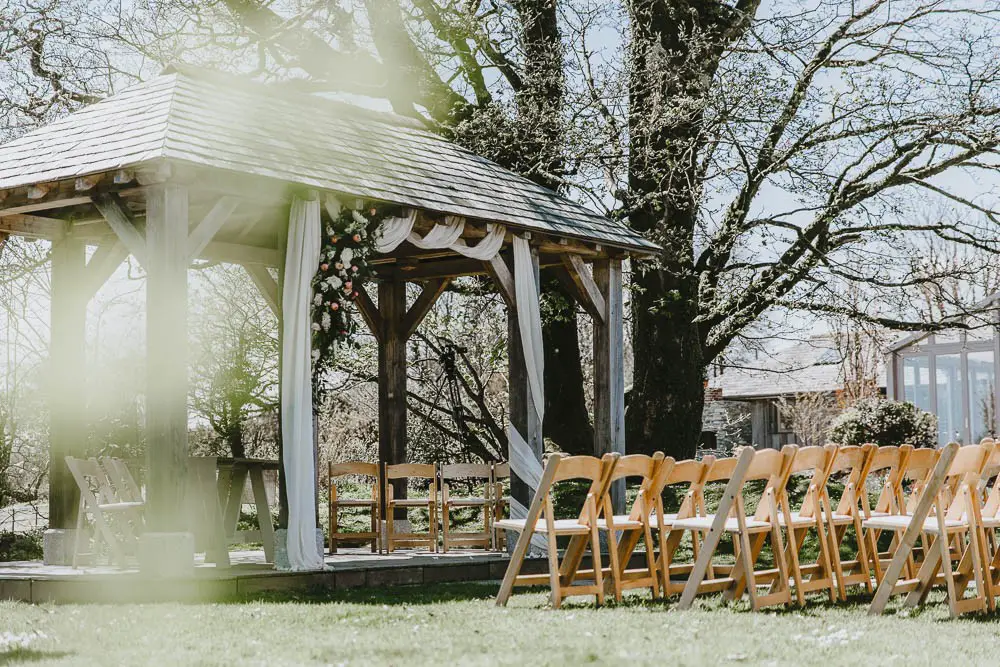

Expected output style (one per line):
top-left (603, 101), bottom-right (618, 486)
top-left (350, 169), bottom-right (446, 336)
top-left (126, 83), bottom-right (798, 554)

top-left (442, 503), bottom-right (450, 553)
top-left (386, 503), bottom-right (395, 554)
top-left (546, 526), bottom-right (562, 609)
top-left (590, 520), bottom-right (605, 607)
top-left (738, 529), bottom-right (759, 609)
top-left (643, 519), bottom-right (660, 599)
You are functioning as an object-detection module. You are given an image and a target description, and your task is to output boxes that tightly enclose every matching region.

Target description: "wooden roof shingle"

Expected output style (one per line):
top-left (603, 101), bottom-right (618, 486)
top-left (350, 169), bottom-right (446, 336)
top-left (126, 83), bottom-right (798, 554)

top-left (0, 68), bottom-right (656, 253)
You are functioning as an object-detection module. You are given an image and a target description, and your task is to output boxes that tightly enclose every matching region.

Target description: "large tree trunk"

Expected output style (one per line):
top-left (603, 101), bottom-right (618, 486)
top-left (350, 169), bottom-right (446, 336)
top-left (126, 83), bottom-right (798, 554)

top-left (624, 0), bottom-right (740, 458)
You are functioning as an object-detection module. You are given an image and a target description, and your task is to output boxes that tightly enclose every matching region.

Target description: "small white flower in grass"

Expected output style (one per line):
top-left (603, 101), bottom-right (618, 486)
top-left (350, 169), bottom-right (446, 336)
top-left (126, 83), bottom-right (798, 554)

top-left (0, 631), bottom-right (45, 652)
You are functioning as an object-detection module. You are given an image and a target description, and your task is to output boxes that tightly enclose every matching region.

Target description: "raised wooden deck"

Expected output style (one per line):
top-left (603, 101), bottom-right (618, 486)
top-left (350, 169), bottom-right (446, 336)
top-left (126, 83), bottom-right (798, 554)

top-left (0, 548), bottom-right (528, 604)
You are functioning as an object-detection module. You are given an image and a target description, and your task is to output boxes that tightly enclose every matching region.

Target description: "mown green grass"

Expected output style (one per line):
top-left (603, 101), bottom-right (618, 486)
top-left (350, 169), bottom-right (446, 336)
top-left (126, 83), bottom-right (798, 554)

top-left (2, 582), bottom-right (1000, 666)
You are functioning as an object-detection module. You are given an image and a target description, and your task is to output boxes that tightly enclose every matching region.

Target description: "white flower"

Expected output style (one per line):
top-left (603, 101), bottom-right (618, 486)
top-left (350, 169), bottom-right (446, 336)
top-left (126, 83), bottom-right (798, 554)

top-left (313, 294), bottom-right (323, 307)
top-left (326, 276), bottom-right (343, 289)
top-left (311, 323), bottom-right (321, 332)
top-left (321, 312), bottom-right (332, 331)
top-left (352, 210), bottom-right (368, 226)
top-left (311, 349), bottom-right (320, 362)
top-left (342, 247), bottom-right (354, 264)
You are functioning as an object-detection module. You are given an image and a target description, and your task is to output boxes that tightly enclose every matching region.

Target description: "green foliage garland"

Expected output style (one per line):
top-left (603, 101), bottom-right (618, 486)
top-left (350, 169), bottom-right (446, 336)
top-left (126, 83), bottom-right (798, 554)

top-left (311, 202), bottom-right (396, 398)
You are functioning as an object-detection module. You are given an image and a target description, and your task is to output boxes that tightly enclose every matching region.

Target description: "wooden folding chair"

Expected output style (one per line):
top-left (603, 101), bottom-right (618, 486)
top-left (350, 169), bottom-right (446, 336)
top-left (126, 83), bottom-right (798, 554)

top-left (66, 456), bottom-right (145, 568)
top-left (328, 462), bottom-right (381, 554)
top-left (675, 446), bottom-right (799, 610)
top-left (859, 444), bottom-right (907, 583)
top-left (776, 444), bottom-right (839, 605)
top-left (652, 456), bottom-right (715, 597)
top-left (440, 463), bottom-right (493, 551)
top-left (491, 462), bottom-right (510, 551)
top-left (821, 444), bottom-right (876, 600)
top-left (868, 442), bottom-right (994, 618)
top-left (495, 453), bottom-right (618, 608)
top-left (384, 463), bottom-right (438, 553)
top-left (597, 453), bottom-right (672, 601)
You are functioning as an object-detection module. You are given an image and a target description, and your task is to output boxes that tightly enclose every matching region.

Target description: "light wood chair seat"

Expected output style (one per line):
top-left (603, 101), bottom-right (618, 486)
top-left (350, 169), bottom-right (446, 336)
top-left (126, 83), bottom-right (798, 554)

top-left (392, 498), bottom-right (436, 508)
top-left (446, 497), bottom-right (489, 506)
top-left (651, 511), bottom-right (678, 525)
top-left (96, 501), bottom-right (145, 512)
top-left (334, 498), bottom-right (378, 507)
top-left (672, 515), bottom-right (771, 532)
top-left (775, 511), bottom-right (821, 527)
top-left (864, 514), bottom-right (966, 533)
top-left (495, 517), bottom-right (591, 534)
top-left (596, 514), bottom-right (643, 529)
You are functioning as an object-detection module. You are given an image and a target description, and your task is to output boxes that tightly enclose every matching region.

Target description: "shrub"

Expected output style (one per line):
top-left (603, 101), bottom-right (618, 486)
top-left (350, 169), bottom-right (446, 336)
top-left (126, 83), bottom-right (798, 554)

top-left (829, 398), bottom-right (937, 448)
top-left (0, 530), bottom-right (43, 562)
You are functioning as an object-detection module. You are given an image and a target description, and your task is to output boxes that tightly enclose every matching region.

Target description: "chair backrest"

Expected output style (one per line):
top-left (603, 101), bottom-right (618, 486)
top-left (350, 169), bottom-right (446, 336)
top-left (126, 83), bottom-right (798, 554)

top-left (330, 461), bottom-right (379, 479)
top-left (385, 463), bottom-right (437, 481)
top-left (829, 444), bottom-right (875, 516)
top-left (660, 456), bottom-right (713, 519)
top-left (493, 462), bottom-right (510, 480)
top-left (609, 453), bottom-right (669, 520)
top-left (746, 445), bottom-right (798, 521)
top-left (783, 444), bottom-right (837, 519)
top-left (65, 456), bottom-right (115, 508)
top-left (866, 445), bottom-right (906, 515)
top-left (441, 463), bottom-right (492, 481)
top-left (100, 457), bottom-right (143, 503)
top-left (900, 446), bottom-right (941, 512)
top-left (545, 453), bottom-right (618, 522)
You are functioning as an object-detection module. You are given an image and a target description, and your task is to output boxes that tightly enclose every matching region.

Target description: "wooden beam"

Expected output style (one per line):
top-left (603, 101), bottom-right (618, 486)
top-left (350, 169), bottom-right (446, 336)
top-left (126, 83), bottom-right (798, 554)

top-left (401, 278), bottom-right (450, 340)
top-left (593, 258), bottom-right (625, 513)
top-left (0, 214), bottom-right (67, 239)
top-left (198, 241), bottom-right (279, 267)
top-left (82, 240), bottom-right (128, 300)
top-left (144, 183), bottom-right (190, 533)
top-left (378, 278), bottom-right (408, 517)
top-left (485, 256), bottom-right (516, 308)
top-left (48, 236), bottom-right (88, 530)
top-left (243, 264), bottom-right (280, 318)
top-left (560, 254), bottom-right (606, 323)
top-left (0, 195), bottom-right (93, 217)
top-left (93, 194), bottom-right (147, 267)
top-left (187, 196), bottom-right (240, 262)
top-left (355, 284), bottom-right (383, 343)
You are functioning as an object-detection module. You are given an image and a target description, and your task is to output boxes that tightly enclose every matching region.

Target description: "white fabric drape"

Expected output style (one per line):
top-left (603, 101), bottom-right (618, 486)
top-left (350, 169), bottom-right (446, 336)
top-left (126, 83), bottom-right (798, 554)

top-left (374, 209), bottom-right (417, 253)
top-left (408, 215), bottom-right (464, 249)
top-left (513, 235), bottom-right (544, 425)
top-left (280, 195), bottom-right (325, 571)
top-left (375, 211), bottom-right (506, 260)
top-left (452, 224), bottom-right (506, 260)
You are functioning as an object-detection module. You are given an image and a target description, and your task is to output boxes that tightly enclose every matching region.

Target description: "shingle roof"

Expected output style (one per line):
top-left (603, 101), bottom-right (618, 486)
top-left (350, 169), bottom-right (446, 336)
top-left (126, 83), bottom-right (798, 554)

top-left (0, 68), bottom-right (657, 253)
top-left (708, 336), bottom-right (886, 400)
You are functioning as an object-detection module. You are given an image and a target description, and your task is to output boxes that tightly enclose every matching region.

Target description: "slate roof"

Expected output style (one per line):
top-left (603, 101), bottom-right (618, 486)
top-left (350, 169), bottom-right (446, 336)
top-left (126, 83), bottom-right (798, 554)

top-left (708, 336), bottom-right (886, 400)
top-left (0, 68), bottom-right (657, 253)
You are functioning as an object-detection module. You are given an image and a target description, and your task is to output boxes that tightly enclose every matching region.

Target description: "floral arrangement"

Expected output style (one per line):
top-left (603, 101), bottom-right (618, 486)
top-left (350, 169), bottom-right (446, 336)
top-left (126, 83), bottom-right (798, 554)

top-left (310, 202), bottom-right (395, 396)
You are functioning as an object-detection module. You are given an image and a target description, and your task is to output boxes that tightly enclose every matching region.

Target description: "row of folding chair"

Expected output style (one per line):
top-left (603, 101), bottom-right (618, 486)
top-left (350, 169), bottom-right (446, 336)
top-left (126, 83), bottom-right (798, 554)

top-left (495, 440), bottom-right (1000, 617)
top-left (327, 461), bottom-right (510, 554)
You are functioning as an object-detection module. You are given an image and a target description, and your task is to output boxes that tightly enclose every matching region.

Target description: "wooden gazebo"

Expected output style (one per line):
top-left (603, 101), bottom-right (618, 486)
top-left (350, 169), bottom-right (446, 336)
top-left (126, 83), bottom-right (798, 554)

top-left (0, 67), bottom-right (657, 571)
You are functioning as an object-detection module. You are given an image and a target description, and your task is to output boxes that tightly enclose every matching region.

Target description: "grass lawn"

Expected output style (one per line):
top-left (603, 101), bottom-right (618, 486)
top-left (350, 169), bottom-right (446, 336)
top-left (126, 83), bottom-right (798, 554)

top-left (3, 583), bottom-right (1000, 665)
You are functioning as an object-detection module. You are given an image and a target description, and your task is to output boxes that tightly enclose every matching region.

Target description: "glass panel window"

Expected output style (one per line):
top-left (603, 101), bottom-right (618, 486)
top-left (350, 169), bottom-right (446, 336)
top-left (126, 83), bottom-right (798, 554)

top-left (902, 356), bottom-right (931, 412)
top-left (936, 354), bottom-right (963, 444)
top-left (934, 330), bottom-right (962, 345)
top-left (968, 351), bottom-right (996, 442)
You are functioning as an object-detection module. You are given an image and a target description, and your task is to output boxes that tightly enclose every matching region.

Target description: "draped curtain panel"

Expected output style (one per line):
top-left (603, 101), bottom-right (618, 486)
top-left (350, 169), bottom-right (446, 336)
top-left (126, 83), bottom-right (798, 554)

top-left (280, 195), bottom-right (325, 571)
top-left (375, 211), bottom-right (507, 260)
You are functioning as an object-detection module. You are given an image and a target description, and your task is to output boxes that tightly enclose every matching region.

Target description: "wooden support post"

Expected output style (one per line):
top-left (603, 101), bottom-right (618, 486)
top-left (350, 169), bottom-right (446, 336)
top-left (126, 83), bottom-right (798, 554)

top-left (276, 214), bottom-right (289, 530)
top-left (48, 234), bottom-right (87, 530)
top-left (378, 277), bottom-right (408, 519)
top-left (593, 258), bottom-right (626, 513)
top-left (144, 183), bottom-right (190, 534)
top-left (507, 249), bottom-right (544, 518)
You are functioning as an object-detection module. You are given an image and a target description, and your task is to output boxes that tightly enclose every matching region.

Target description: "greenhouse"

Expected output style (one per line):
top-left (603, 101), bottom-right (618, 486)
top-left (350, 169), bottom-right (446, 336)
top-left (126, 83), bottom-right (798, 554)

top-left (887, 318), bottom-right (998, 446)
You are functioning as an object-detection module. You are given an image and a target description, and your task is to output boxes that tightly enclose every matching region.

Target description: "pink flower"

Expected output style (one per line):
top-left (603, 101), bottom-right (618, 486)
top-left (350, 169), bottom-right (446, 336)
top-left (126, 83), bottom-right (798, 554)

top-left (352, 234), bottom-right (361, 243)
top-left (351, 265), bottom-right (359, 272)
top-left (335, 261), bottom-right (344, 270)
top-left (331, 302), bottom-right (339, 311)
top-left (344, 281), bottom-right (353, 290)
top-left (320, 263), bottom-right (329, 271)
